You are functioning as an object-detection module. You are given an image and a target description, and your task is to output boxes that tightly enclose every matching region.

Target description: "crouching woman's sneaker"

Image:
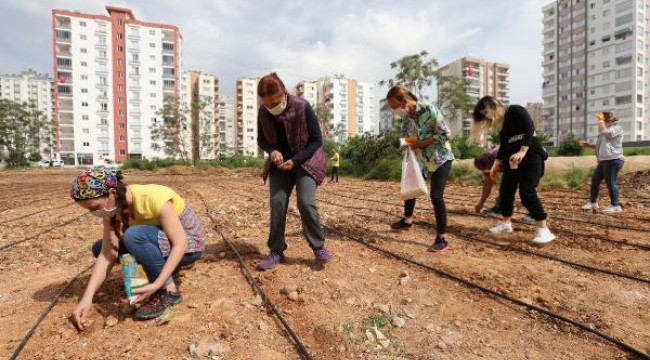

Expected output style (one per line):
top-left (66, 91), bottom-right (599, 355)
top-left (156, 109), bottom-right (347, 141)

top-left (531, 227), bottom-right (556, 245)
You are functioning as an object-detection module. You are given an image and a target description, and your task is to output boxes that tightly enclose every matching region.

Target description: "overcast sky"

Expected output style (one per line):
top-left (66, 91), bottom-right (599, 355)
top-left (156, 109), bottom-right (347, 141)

top-left (1, 0), bottom-right (551, 105)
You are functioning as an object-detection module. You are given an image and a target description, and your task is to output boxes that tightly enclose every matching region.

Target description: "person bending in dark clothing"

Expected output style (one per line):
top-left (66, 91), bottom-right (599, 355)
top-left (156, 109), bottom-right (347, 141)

top-left (471, 96), bottom-right (556, 245)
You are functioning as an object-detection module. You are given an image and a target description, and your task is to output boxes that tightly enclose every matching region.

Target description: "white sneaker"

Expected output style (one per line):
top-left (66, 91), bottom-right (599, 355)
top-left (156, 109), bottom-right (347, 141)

top-left (581, 202), bottom-right (599, 210)
top-left (531, 227), bottom-right (556, 245)
top-left (489, 221), bottom-right (513, 235)
top-left (520, 215), bottom-right (536, 225)
top-left (602, 205), bottom-right (623, 214)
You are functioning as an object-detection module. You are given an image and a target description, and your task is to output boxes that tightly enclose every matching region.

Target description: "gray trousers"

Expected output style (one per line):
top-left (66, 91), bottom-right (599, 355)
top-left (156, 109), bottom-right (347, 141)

top-left (267, 168), bottom-right (325, 253)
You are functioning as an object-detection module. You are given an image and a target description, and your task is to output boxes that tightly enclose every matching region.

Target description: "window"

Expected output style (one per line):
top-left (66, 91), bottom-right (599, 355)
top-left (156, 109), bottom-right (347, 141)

top-left (615, 95), bottom-right (632, 105)
top-left (80, 48), bottom-right (87, 53)
top-left (83, 142), bottom-right (90, 147)
top-left (150, 80), bottom-right (156, 85)
top-left (80, 21), bottom-right (87, 27)
top-left (149, 30), bottom-right (155, 35)
top-left (81, 75), bottom-right (88, 80)
top-left (117, 45), bottom-right (123, 52)
top-left (117, 19), bottom-right (123, 25)
top-left (637, 94), bottom-right (643, 104)
top-left (150, 42), bottom-right (155, 48)
top-left (616, 55), bottom-right (633, 65)
top-left (82, 128), bottom-right (89, 134)
top-left (602, 99), bottom-right (610, 106)
top-left (603, 9), bottom-right (611, 16)
top-left (149, 55), bottom-right (156, 60)
top-left (117, 33), bottom-right (123, 39)
top-left (101, 103), bottom-right (108, 111)
top-left (602, 35), bottom-right (611, 42)
top-left (82, 115), bottom-right (89, 120)
top-left (119, 110), bottom-right (124, 116)
top-left (82, 102), bottom-right (88, 107)
top-left (118, 98), bottom-right (124, 104)
top-left (118, 84), bottom-right (124, 91)
top-left (119, 149), bottom-right (126, 155)
top-left (616, 68), bottom-right (633, 78)
top-left (119, 136), bottom-right (125, 142)
top-left (615, 13), bottom-right (634, 26)
top-left (150, 93), bottom-right (156, 98)
top-left (117, 59), bottom-right (123, 65)
top-left (81, 61), bottom-right (87, 67)
top-left (80, 34), bottom-right (87, 40)
top-left (637, 109), bottom-right (643, 118)
top-left (149, 68), bottom-right (156, 73)
top-left (119, 123), bottom-right (125, 129)
top-left (603, 61), bottom-right (610, 68)
top-left (100, 118), bottom-right (108, 125)
top-left (81, 88), bottom-right (88, 93)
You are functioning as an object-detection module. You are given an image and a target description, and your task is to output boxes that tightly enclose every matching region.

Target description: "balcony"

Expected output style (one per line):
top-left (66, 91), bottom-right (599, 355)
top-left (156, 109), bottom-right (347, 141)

top-left (55, 31), bottom-right (71, 44)
top-left (96, 94), bottom-right (109, 101)
top-left (97, 109), bottom-right (109, 116)
top-left (96, 83), bottom-right (109, 89)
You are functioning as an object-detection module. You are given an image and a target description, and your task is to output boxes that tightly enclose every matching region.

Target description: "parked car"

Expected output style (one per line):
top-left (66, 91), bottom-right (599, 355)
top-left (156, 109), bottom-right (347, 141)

top-left (37, 160), bottom-right (64, 168)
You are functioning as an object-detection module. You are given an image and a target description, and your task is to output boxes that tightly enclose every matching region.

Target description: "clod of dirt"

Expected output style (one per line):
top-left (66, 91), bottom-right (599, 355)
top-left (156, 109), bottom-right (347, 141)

top-left (250, 295), bottom-right (263, 306)
top-left (287, 291), bottom-right (299, 302)
top-left (258, 320), bottom-right (268, 331)
top-left (399, 276), bottom-right (411, 285)
top-left (104, 316), bottom-right (118, 328)
top-left (280, 284), bottom-right (298, 295)
top-left (375, 303), bottom-right (390, 314)
top-left (392, 317), bottom-right (406, 328)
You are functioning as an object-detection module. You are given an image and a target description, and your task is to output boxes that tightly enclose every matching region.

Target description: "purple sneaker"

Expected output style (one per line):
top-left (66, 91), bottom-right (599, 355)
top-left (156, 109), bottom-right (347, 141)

top-left (313, 248), bottom-right (332, 262)
top-left (257, 251), bottom-right (285, 270)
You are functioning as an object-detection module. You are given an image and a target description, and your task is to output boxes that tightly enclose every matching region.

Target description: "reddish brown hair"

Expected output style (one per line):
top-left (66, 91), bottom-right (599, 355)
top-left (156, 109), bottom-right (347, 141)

top-left (385, 85), bottom-right (418, 102)
top-left (257, 72), bottom-right (287, 97)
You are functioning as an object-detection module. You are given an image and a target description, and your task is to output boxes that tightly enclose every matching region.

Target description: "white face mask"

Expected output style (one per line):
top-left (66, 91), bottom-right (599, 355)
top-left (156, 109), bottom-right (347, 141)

top-left (393, 107), bottom-right (409, 118)
top-left (91, 197), bottom-right (118, 218)
top-left (266, 98), bottom-right (287, 116)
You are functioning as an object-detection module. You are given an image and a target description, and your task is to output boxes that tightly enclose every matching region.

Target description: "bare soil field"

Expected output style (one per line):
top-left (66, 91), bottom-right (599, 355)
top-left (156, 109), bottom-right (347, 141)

top-left (1, 168), bottom-right (649, 360)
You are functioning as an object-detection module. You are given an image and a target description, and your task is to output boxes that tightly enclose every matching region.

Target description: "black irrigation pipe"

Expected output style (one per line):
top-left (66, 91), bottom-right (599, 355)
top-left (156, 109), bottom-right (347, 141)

top-left (327, 183), bottom-right (650, 233)
top-left (0, 213), bottom-right (87, 251)
top-left (195, 192), bottom-right (315, 360)
top-left (215, 184), bottom-right (650, 359)
top-left (326, 225), bottom-right (650, 360)
top-left (0, 203), bottom-right (76, 225)
top-left (315, 198), bottom-right (650, 284)
top-left (8, 263), bottom-right (93, 360)
top-left (327, 191), bottom-right (650, 251)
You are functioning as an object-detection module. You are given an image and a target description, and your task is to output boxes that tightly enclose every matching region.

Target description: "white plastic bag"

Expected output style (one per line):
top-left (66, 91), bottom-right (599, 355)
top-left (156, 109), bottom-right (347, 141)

top-left (400, 148), bottom-right (428, 200)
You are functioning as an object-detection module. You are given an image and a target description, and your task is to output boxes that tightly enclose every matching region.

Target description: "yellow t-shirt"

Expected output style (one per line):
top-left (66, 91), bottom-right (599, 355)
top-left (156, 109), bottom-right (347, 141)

top-left (127, 184), bottom-right (185, 226)
top-left (331, 152), bottom-right (340, 167)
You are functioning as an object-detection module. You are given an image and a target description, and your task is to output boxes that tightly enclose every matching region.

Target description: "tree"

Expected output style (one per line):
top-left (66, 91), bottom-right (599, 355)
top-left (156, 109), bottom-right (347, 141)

top-left (379, 50), bottom-right (439, 100)
top-left (436, 74), bottom-right (473, 128)
top-left (191, 95), bottom-right (217, 160)
top-left (314, 103), bottom-right (331, 140)
top-left (151, 96), bottom-right (190, 161)
top-left (0, 99), bottom-right (50, 167)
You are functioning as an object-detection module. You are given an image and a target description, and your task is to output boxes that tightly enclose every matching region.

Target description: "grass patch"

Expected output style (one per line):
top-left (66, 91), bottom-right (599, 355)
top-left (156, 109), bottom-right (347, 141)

top-left (449, 164), bottom-right (483, 185)
top-left (364, 312), bottom-right (392, 329)
top-left (541, 166), bottom-right (592, 189)
top-left (363, 158), bottom-right (402, 181)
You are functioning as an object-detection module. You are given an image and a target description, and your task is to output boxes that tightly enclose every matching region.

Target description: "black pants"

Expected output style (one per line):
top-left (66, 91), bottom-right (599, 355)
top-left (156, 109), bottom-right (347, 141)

top-left (403, 160), bottom-right (452, 234)
top-left (499, 154), bottom-right (547, 221)
top-left (330, 166), bottom-right (339, 182)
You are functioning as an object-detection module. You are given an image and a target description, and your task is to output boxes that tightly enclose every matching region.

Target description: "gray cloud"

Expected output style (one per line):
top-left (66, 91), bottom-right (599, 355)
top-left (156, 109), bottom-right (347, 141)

top-left (0, 0), bottom-right (546, 104)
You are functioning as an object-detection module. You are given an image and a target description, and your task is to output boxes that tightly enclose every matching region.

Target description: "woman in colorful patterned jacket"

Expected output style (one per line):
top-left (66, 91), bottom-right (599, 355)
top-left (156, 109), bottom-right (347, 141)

top-left (70, 168), bottom-right (205, 328)
top-left (257, 72), bottom-right (332, 270)
top-left (387, 85), bottom-right (455, 253)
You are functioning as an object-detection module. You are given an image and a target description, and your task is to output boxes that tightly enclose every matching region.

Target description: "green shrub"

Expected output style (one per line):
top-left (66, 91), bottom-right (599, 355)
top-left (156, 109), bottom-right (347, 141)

top-left (564, 167), bottom-right (588, 188)
top-left (212, 156), bottom-right (265, 169)
top-left (449, 164), bottom-right (483, 185)
top-left (363, 158), bottom-right (401, 181)
top-left (450, 135), bottom-right (485, 159)
top-left (556, 134), bottom-right (584, 156)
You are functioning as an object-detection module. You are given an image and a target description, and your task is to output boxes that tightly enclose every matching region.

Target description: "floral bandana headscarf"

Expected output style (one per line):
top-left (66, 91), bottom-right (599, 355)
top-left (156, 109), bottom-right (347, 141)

top-left (70, 168), bottom-right (121, 201)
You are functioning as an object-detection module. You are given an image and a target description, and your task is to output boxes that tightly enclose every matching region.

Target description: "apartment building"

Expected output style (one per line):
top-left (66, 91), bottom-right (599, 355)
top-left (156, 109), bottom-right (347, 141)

top-left (0, 70), bottom-right (54, 159)
top-left (216, 96), bottom-right (236, 157)
top-left (52, 6), bottom-right (181, 165)
top-left (437, 56), bottom-right (510, 136)
top-left (295, 81), bottom-right (318, 107)
top-left (180, 71), bottom-right (219, 160)
top-left (316, 75), bottom-right (377, 143)
top-left (378, 98), bottom-right (396, 133)
top-left (542, 0), bottom-right (649, 145)
top-left (235, 77), bottom-right (260, 156)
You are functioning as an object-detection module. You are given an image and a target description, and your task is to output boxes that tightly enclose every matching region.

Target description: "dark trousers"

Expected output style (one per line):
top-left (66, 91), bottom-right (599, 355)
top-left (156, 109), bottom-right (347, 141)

top-left (330, 166), bottom-right (339, 182)
top-left (589, 159), bottom-right (624, 206)
top-left (499, 154), bottom-right (547, 221)
top-left (403, 160), bottom-right (452, 234)
top-left (268, 168), bottom-right (325, 253)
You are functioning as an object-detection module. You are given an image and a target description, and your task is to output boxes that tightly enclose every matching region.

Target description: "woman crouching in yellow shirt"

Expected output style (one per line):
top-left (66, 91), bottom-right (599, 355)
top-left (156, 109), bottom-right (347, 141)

top-left (70, 168), bottom-right (205, 328)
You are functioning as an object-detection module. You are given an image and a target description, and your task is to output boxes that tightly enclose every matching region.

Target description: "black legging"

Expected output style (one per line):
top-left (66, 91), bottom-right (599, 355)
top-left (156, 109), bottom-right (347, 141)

top-left (330, 166), bottom-right (339, 182)
top-left (403, 160), bottom-right (452, 234)
top-left (499, 153), bottom-right (547, 221)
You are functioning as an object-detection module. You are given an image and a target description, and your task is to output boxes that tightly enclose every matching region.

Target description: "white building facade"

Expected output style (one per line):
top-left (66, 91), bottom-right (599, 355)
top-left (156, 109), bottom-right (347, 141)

top-left (542, 0), bottom-right (649, 145)
top-left (235, 78), bottom-right (260, 156)
top-left (217, 96), bottom-right (236, 157)
top-left (180, 71), bottom-right (219, 160)
top-left (316, 75), bottom-right (377, 143)
top-left (52, 6), bottom-right (181, 165)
